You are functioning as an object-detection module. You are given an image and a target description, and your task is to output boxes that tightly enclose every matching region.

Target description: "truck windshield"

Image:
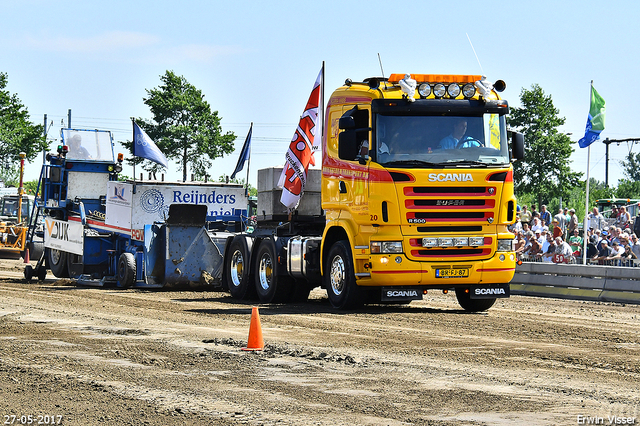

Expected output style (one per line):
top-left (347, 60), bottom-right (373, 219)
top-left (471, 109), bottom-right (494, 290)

top-left (374, 114), bottom-right (510, 167)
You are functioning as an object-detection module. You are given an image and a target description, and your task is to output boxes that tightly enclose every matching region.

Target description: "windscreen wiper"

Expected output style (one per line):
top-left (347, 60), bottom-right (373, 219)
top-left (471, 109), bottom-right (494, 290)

top-left (443, 160), bottom-right (492, 167)
top-left (383, 160), bottom-right (444, 168)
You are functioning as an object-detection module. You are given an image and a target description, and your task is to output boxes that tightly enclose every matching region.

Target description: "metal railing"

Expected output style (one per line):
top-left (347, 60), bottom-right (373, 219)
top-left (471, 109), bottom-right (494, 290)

top-left (519, 254), bottom-right (640, 268)
top-left (511, 259), bottom-right (640, 304)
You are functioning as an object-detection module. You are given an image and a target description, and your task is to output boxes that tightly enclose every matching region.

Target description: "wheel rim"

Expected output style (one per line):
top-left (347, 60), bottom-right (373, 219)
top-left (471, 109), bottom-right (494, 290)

top-left (50, 249), bottom-right (62, 265)
top-left (329, 255), bottom-right (345, 296)
top-left (230, 250), bottom-right (244, 288)
top-left (258, 253), bottom-right (273, 291)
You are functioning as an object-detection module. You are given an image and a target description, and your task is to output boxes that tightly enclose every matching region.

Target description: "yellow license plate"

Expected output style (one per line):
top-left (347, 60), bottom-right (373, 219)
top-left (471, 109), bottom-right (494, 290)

top-left (436, 268), bottom-right (469, 278)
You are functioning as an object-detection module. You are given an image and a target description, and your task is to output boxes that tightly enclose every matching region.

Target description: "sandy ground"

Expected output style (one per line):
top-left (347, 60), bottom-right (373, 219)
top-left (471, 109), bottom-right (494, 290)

top-left (0, 257), bottom-right (639, 425)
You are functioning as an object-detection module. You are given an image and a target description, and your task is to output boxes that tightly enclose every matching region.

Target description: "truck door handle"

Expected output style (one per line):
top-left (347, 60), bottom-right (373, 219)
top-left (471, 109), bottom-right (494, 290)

top-left (339, 181), bottom-right (347, 194)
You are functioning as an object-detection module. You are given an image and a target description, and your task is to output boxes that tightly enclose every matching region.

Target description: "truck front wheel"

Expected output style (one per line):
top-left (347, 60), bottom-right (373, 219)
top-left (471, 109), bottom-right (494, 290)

top-left (325, 240), bottom-right (362, 310)
top-left (455, 288), bottom-right (496, 312)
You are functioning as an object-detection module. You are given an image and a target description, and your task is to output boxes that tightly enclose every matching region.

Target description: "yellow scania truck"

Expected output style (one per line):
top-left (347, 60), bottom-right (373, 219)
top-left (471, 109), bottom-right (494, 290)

top-left (225, 73), bottom-right (524, 312)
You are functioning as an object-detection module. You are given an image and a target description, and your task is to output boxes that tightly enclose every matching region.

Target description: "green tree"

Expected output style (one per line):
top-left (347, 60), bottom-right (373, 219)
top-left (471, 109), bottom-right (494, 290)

top-left (615, 179), bottom-right (640, 199)
top-left (620, 151), bottom-right (640, 181)
top-left (123, 70), bottom-right (236, 181)
top-left (508, 84), bottom-right (582, 206)
top-left (218, 175), bottom-right (257, 196)
top-left (0, 72), bottom-right (48, 184)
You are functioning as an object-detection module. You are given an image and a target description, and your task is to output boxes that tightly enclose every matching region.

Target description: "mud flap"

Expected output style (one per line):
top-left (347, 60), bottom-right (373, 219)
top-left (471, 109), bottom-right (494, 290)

top-left (469, 283), bottom-right (510, 299)
top-left (380, 287), bottom-right (423, 302)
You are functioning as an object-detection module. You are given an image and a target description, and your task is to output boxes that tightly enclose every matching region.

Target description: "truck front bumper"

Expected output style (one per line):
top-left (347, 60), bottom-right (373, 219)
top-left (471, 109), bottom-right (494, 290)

top-left (355, 251), bottom-right (516, 287)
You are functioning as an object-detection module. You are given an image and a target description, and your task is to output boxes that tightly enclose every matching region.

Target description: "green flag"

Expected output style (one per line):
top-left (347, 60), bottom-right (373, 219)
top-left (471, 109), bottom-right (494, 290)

top-left (578, 85), bottom-right (605, 148)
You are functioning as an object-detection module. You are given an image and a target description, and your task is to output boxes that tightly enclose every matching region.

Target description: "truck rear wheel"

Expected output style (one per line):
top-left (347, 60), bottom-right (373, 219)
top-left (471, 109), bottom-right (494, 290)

top-left (48, 249), bottom-right (69, 278)
top-left (455, 288), bottom-right (496, 312)
top-left (255, 239), bottom-right (292, 303)
top-left (325, 240), bottom-right (362, 310)
top-left (225, 237), bottom-right (256, 300)
top-left (117, 252), bottom-right (136, 288)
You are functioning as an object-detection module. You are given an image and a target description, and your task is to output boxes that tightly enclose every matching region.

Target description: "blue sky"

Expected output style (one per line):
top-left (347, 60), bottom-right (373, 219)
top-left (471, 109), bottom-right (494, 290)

top-left (1, 0), bottom-right (639, 191)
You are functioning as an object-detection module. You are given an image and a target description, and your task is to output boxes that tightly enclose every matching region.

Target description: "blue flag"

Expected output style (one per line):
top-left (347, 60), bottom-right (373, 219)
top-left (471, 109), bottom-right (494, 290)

top-left (230, 123), bottom-right (252, 180)
top-left (133, 121), bottom-right (169, 168)
top-left (578, 85), bottom-right (606, 148)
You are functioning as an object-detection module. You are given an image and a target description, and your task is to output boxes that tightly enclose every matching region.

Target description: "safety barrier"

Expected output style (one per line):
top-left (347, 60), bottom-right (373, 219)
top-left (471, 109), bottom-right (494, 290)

top-left (511, 261), bottom-right (640, 305)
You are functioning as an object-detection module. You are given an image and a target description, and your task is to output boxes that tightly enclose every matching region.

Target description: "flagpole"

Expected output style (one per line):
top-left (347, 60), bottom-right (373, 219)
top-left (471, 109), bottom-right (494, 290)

top-left (245, 122), bottom-right (252, 197)
top-left (583, 144), bottom-right (591, 265)
top-left (132, 118), bottom-right (136, 186)
top-left (321, 61), bottom-right (325, 141)
top-left (582, 81), bottom-right (593, 265)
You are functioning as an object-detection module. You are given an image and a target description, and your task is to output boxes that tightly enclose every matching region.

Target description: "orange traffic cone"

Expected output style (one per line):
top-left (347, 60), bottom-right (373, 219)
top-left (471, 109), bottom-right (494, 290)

top-left (241, 307), bottom-right (264, 351)
top-left (23, 248), bottom-right (30, 264)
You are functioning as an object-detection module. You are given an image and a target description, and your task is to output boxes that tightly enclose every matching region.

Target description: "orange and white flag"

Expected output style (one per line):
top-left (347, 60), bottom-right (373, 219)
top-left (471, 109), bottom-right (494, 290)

top-left (278, 67), bottom-right (322, 210)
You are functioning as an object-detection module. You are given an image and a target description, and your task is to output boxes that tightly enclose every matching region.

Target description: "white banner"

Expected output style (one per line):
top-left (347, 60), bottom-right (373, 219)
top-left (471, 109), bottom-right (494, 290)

top-left (106, 181), bottom-right (247, 230)
top-left (44, 217), bottom-right (84, 255)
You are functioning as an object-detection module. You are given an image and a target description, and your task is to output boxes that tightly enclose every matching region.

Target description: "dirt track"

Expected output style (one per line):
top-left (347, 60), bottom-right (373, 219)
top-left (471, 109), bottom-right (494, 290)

top-left (1, 257), bottom-right (639, 426)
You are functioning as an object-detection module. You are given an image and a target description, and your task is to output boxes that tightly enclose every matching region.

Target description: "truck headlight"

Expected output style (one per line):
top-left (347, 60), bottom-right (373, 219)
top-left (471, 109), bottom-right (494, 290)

top-left (433, 83), bottom-right (446, 98)
top-left (462, 83), bottom-right (476, 98)
top-left (453, 237), bottom-right (469, 246)
top-left (418, 83), bottom-right (431, 97)
top-left (422, 237), bottom-right (438, 248)
top-left (438, 237), bottom-right (453, 247)
top-left (371, 241), bottom-right (403, 254)
top-left (447, 84), bottom-right (461, 98)
top-left (497, 239), bottom-right (514, 252)
top-left (469, 237), bottom-right (484, 247)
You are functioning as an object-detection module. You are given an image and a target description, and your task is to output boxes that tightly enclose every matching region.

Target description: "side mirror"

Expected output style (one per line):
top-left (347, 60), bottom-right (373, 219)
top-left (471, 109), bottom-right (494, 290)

top-left (339, 116), bottom-right (355, 130)
top-left (511, 132), bottom-right (524, 161)
top-left (338, 130), bottom-right (359, 161)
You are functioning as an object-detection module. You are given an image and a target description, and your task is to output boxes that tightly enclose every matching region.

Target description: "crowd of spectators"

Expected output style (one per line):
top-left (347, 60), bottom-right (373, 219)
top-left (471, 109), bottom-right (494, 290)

top-left (510, 203), bottom-right (640, 266)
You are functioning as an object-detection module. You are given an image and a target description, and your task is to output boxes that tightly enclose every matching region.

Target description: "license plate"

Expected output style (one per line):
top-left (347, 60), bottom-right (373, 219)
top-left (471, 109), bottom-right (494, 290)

top-left (435, 268), bottom-right (469, 278)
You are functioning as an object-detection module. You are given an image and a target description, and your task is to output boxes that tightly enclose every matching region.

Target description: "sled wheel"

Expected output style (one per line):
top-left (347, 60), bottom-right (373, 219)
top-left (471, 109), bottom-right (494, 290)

top-left (48, 249), bottom-right (69, 278)
top-left (24, 265), bottom-right (34, 281)
top-left (117, 252), bottom-right (136, 288)
top-left (37, 265), bottom-right (47, 281)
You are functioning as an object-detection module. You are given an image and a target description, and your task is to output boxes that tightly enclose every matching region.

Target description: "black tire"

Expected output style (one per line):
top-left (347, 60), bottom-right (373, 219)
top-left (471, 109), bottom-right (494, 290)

top-left (48, 249), bottom-right (69, 278)
top-left (255, 239), bottom-right (293, 303)
top-left (24, 265), bottom-right (33, 281)
top-left (325, 240), bottom-right (362, 310)
top-left (117, 252), bottom-right (136, 288)
top-left (37, 265), bottom-right (47, 281)
top-left (455, 288), bottom-right (496, 312)
top-left (67, 253), bottom-right (84, 279)
top-left (224, 237), bottom-right (256, 300)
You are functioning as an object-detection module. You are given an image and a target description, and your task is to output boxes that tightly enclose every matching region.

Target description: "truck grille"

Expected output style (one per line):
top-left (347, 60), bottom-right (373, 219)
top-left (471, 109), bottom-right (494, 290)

top-left (401, 184), bottom-right (499, 261)
top-left (403, 185), bottom-right (497, 227)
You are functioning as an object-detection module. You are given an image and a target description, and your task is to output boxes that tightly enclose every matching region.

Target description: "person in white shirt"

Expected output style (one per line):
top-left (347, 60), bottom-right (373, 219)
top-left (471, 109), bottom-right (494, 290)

top-left (554, 237), bottom-right (573, 261)
top-left (588, 207), bottom-right (605, 231)
top-left (530, 217), bottom-right (543, 234)
top-left (541, 234), bottom-right (556, 262)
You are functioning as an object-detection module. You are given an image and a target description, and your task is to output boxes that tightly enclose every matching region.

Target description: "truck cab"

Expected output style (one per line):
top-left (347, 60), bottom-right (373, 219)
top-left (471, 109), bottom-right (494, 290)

top-left (320, 74), bottom-right (524, 310)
